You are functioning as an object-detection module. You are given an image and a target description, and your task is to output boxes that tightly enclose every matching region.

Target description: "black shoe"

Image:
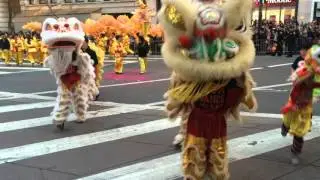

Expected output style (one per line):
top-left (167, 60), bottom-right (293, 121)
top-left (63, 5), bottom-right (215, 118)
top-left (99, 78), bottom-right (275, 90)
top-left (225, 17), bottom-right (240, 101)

top-left (95, 94), bottom-right (100, 101)
top-left (281, 124), bottom-right (288, 137)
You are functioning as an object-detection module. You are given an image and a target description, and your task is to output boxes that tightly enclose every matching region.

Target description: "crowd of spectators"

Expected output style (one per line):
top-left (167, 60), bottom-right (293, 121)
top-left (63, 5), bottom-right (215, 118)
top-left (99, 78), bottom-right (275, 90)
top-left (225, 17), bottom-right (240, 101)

top-left (252, 18), bottom-right (320, 56)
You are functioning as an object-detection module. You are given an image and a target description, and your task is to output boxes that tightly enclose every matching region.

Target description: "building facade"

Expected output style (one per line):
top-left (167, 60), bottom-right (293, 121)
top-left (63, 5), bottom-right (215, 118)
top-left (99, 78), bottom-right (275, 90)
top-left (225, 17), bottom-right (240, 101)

top-left (298, 0), bottom-right (320, 23)
top-left (252, 0), bottom-right (320, 23)
top-left (0, 0), bottom-right (9, 32)
top-left (252, 0), bottom-right (297, 23)
top-left (10, 0), bottom-right (157, 32)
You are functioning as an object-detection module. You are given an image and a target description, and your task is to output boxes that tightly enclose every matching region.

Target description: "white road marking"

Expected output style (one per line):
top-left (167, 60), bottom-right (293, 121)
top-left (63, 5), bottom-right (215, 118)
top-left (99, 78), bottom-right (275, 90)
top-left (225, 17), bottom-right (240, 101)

top-left (268, 63), bottom-right (292, 68)
top-left (253, 83), bottom-right (291, 90)
top-left (0, 101), bottom-right (55, 114)
top-left (0, 65), bottom-right (49, 71)
top-left (0, 70), bottom-right (49, 75)
top-left (0, 91), bottom-right (55, 101)
top-left (250, 67), bottom-right (264, 71)
top-left (0, 105), bottom-right (156, 133)
top-left (78, 118), bottom-right (320, 180)
top-left (0, 118), bottom-right (180, 165)
top-left (0, 100), bottom-right (125, 114)
top-left (0, 71), bottom-right (12, 75)
top-left (254, 88), bottom-right (289, 92)
top-left (31, 78), bottom-right (171, 95)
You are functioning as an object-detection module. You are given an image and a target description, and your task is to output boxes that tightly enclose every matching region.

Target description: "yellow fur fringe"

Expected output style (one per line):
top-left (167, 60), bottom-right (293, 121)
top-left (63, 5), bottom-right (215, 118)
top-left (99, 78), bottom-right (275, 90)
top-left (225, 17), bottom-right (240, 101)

top-left (167, 80), bottom-right (230, 103)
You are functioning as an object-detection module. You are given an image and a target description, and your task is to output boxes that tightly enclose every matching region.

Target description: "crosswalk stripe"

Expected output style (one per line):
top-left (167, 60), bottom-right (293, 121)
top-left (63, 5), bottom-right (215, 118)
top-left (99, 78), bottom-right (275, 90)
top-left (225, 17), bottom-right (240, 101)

top-left (77, 118), bottom-right (320, 180)
top-left (0, 71), bottom-right (12, 75)
top-left (0, 91), bottom-right (55, 101)
top-left (0, 65), bottom-right (49, 71)
top-left (31, 78), bottom-right (171, 95)
top-left (0, 101), bottom-right (55, 114)
top-left (0, 118), bottom-right (179, 165)
top-left (0, 105), bottom-right (153, 133)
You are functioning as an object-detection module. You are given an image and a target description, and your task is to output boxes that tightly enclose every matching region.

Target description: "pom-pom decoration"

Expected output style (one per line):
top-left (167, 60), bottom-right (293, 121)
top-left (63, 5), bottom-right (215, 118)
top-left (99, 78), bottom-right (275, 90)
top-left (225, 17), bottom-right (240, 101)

top-left (23, 21), bottom-right (42, 32)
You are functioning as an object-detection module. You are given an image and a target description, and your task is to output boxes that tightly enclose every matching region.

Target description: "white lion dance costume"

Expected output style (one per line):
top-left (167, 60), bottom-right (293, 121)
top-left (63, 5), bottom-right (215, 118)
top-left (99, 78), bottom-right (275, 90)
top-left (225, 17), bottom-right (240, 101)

top-left (41, 17), bottom-right (98, 130)
top-left (158, 0), bottom-right (257, 179)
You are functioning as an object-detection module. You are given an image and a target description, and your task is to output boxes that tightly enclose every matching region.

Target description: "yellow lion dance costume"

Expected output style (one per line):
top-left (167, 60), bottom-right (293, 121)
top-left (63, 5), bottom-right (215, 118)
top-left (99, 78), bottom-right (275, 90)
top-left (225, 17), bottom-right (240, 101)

top-left (158, 0), bottom-right (257, 179)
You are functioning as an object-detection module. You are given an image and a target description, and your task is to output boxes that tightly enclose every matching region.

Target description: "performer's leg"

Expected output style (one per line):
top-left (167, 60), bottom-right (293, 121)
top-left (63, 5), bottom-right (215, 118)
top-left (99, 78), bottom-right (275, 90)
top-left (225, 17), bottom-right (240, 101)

top-left (3, 50), bottom-right (10, 65)
top-left (27, 52), bottom-right (35, 65)
top-left (281, 123), bottom-right (289, 137)
top-left (173, 117), bottom-right (187, 146)
top-left (73, 84), bottom-right (89, 123)
top-left (114, 57), bottom-right (123, 74)
top-left (17, 52), bottom-right (23, 65)
top-left (208, 137), bottom-right (229, 180)
top-left (139, 57), bottom-right (146, 74)
top-left (39, 53), bottom-right (44, 65)
top-left (182, 134), bottom-right (207, 180)
top-left (0, 50), bottom-right (4, 60)
top-left (53, 87), bottom-right (72, 125)
top-left (88, 76), bottom-right (99, 101)
top-left (291, 136), bottom-right (304, 165)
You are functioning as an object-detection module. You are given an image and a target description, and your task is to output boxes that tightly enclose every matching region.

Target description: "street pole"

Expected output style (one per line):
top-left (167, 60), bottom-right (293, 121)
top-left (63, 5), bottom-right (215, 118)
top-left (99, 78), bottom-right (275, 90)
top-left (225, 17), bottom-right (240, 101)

top-left (295, 0), bottom-right (299, 24)
top-left (258, 0), bottom-right (263, 40)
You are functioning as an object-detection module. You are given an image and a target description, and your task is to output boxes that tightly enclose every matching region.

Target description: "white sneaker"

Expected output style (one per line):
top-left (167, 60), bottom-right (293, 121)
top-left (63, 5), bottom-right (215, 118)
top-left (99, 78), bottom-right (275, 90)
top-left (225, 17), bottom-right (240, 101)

top-left (173, 133), bottom-right (184, 146)
top-left (291, 153), bottom-right (300, 165)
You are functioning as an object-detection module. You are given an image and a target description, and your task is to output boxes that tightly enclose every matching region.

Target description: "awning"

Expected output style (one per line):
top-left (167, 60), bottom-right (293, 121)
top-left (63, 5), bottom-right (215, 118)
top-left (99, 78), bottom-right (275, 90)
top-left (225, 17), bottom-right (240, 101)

top-left (14, 7), bottom-right (101, 19)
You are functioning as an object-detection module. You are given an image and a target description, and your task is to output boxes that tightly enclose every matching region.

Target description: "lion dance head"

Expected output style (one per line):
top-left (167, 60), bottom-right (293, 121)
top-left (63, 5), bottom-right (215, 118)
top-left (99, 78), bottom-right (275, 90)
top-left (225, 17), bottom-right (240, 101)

top-left (158, 0), bottom-right (255, 81)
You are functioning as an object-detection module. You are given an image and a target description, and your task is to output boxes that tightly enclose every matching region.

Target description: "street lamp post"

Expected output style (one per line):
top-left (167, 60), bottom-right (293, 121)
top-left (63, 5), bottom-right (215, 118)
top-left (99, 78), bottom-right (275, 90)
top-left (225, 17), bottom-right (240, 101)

top-left (258, 0), bottom-right (263, 40)
top-left (295, 0), bottom-right (299, 23)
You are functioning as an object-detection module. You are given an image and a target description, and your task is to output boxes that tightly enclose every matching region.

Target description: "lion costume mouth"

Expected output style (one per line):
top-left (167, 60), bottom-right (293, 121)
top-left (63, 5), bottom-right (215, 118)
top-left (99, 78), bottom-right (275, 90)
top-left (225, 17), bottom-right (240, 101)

top-left (52, 41), bottom-right (76, 48)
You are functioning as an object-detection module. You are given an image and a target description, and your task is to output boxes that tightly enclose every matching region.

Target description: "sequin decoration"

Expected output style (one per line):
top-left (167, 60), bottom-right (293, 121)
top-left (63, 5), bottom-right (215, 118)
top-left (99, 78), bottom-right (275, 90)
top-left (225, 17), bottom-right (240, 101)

top-left (165, 4), bottom-right (186, 30)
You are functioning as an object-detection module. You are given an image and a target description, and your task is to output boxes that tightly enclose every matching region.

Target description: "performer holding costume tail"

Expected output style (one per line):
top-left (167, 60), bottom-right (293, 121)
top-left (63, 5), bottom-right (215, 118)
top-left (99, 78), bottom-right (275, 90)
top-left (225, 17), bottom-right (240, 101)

top-left (41, 17), bottom-right (98, 130)
top-left (281, 44), bottom-right (320, 165)
top-left (110, 35), bottom-right (127, 74)
top-left (95, 34), bottom-right (107, 87)
top-left (158, 0), bottom-right (257, 179)
top-left (123, 34), bottom-right (134, 55)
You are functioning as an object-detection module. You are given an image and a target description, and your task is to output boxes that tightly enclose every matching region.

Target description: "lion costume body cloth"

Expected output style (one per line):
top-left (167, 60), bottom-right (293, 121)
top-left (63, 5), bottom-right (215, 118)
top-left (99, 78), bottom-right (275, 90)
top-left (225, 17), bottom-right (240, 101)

top-left (158, 0), bottom-right (257, 179)
top-left (41, 17), bottom-right (98, 126)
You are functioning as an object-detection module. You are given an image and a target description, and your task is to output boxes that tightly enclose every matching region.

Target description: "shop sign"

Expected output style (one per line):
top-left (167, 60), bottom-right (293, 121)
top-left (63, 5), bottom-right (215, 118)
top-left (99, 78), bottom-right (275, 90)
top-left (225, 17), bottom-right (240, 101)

top-left (255, 0), bottom-right (296, 7)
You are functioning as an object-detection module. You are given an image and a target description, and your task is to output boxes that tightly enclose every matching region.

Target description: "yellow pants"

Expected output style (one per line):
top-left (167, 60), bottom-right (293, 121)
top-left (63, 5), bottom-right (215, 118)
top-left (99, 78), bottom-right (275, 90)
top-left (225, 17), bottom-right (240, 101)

top-left (27, 52), bottom-right (37, 64)
top-left (282, 104), bottom-right (313, 137)
top-left (3, 50), bottom-right (10, 64)
top-left (183, 134), bottom-right (229, 180)
top-left (125, 47), bottom-right (134, 55)
top-left (139, 57), bottom-right (147, 74)
top-left (15, 51), bottom-right (24, 65)
top-left (0, 50), bottom-right (4, 60)
top-left (40, 52), bottom-right (48, 65)
top-left (114, 57), bottom-right (123, 73)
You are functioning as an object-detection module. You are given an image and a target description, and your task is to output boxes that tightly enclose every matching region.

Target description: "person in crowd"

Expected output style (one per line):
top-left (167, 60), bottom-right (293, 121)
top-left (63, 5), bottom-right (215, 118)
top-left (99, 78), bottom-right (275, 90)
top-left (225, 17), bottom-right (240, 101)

top-left (291, 43), bottom-right (313, 72)
top-left (137, 35), bottom-right (150, 74)
top-left (82, 36), bottom-right (100, 100)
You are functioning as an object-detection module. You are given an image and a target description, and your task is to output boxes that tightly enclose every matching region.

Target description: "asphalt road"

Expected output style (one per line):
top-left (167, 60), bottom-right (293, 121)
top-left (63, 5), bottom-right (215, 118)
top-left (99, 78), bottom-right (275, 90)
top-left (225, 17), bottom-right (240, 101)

top-left (0, 55), bottom-right (319, 180)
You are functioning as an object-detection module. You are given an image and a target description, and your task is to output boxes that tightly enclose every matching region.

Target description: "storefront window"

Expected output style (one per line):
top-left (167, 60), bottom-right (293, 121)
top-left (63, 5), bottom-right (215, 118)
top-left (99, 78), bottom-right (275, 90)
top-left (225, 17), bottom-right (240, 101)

top-left (88, 0), bottom-right (96, 2)
top-left (75, 0), bottom-right (85, 2)
top-left (28, 0), bottom-right (34, 4)
top-left (39, 0), bottom-right (48, 4)
top-left (50, 0), bottom-right (58, 3)
top-left (64, 0), bottom-right (72, 3)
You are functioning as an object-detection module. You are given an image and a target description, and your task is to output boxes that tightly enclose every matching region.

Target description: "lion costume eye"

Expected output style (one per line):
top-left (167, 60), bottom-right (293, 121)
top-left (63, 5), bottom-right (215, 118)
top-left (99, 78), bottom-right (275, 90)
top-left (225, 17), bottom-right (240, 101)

top-left (311, 45), bottom-right (320, 64)
top-left (165, 4), bottom-right (186, 31)
top-left (45, 24), bottom-right (52, 31)
top-left (235, 19), bottom-right (246, 32)
top-left (73, 23), bottom-right (80, 30)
